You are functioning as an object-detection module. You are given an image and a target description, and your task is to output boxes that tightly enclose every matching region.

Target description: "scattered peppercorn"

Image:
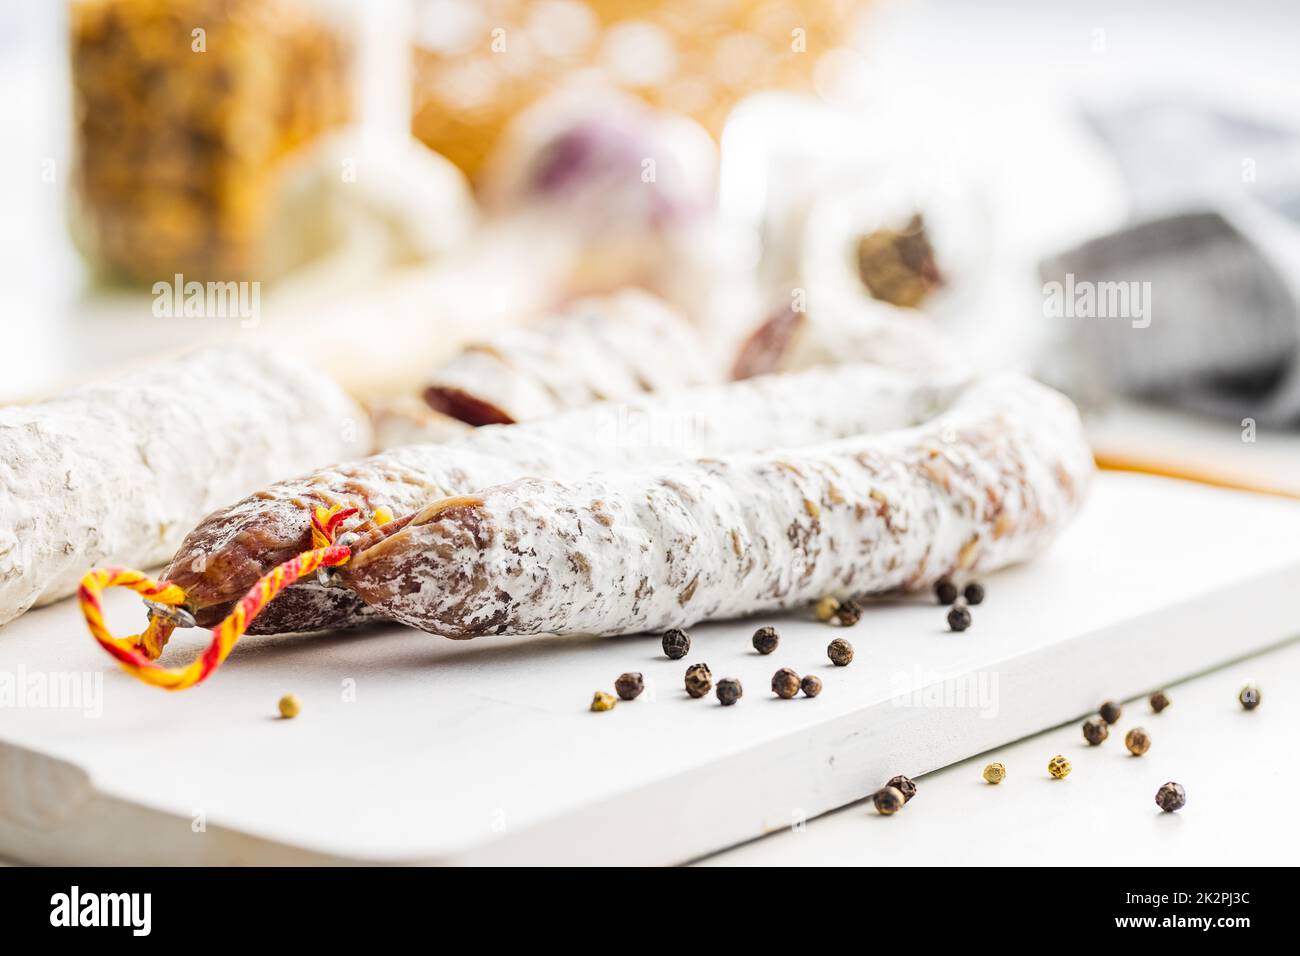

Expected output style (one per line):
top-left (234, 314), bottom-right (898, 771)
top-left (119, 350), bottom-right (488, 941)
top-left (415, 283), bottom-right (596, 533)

top-left (964, 582), bottom-right (985, 605)
top-left (814, 595), bottom-right (840, 622)
top-left (1047, 755), bottom-right (1072, 779)
top-left (772, 667), bottom-right (801, 699)
top-left (752, 625), bottom-right (780, 655)
top-left (1125, 727), bottom-right (1151, 756)
top-left (278, 694), bottom-right (301, 719)
top-left (934, 576), bottom-right (959, 605)
top-left (590, 691), bottom-right (616, 712)
top-left (947, 605), bottom-right (971, 632)
top-left (1155, 781), bottom-right (1186, 813)
top-left (827, 637), bottom-right (854, 666)
top-left (800, 674), bottom-right (823, 698)
top-left (834, 598), bottom-right (863, 627)
top-left (872, 786), bottom-right (905, 816)
top-left (716, 678), bottom-right (743, 706)
top-left (886, 774), bottom-right (917, 803)
top-left (983, 762), bottom-right (1006, 784)
top-left (1082, 716), bottom-right (1109, 746)
top-left (1150, 690), bottom-right (1171, 713)
top-left (662, 628), bottom-right (690, 660)
top-left (614, 672), bottom-right (644, 701)
top-left (1099, 700), bottom-right (1122, 724)
top-left (1239, 684), bottom-right (1261, 710)
top-left (684, 662), bottom-right (712, 699)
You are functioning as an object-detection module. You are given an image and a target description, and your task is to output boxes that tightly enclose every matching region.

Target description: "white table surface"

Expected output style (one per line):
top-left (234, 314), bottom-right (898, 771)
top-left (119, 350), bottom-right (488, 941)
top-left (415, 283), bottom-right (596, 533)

top-left (700, 637), bottom-right (1300, 866)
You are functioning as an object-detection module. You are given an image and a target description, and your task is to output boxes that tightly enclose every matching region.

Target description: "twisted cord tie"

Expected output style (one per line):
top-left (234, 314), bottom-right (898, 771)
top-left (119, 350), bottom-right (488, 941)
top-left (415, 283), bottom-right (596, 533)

top-left (79, 504), bottom-right (357, 690)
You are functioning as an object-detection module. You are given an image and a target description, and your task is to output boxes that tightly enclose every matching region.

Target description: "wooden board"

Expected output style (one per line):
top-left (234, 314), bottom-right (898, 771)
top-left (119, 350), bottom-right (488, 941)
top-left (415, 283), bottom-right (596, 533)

top-left (1, 473), bottom-right (1298, 865)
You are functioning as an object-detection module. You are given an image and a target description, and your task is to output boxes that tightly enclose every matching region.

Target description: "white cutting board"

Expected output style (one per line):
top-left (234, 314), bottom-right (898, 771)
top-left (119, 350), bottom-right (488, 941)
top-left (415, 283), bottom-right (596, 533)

top-left (1, 472), bottom-right (1298, 865)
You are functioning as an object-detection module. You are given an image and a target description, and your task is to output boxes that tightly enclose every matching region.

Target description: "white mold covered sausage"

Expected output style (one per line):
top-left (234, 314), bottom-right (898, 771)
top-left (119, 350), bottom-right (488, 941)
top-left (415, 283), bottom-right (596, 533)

top-left (342, 374), bottom-right (1094, 639)
top-left (0, 348), bottom-right (370, 625)
top-left (421, 290), bottom-right (718, 426)
top-left (166, 363), bottom-right (963, 631)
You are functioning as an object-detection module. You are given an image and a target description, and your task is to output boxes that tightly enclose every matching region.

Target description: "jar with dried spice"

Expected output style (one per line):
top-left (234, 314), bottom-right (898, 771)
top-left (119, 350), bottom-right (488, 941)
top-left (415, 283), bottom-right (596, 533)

top-left (69, 0), bottom-right (352, 283)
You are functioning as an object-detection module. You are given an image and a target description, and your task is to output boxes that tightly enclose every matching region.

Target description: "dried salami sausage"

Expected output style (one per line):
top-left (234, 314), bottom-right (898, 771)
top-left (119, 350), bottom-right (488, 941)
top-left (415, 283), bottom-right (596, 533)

top-left (167, 363), bottom-right (962, 633)
top-left (340, 375), bottom-right (1092, 638)
top-left (423, 290), bottom-right (717, 426)
top-left (0, 348), bottom-right (369, 626)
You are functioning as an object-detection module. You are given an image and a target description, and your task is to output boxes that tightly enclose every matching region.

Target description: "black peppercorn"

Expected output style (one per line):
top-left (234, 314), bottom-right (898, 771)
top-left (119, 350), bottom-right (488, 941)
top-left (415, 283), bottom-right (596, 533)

top-left (684, 662), bottom-right (712, 698)
top-left (963, 581), bottom-right (985, 605)
top-left (886, 774), bottom-right (917, 803)
top-left (872, 786), bottom-right (905, 816)
top-left (716, 678), bottom-right (743, 706)
top-left (1155, 781), bottom-right (1186, 813)
top-left (1125, 727), bottom-right (1151, 756)
top-left (1082, 716), bottom-right (1109, 746)
top-left (1239, 684), bottom-right (1261, 710)
top-left (1150, 690), bottom-right (1170, 713)
top-left (800, 674), bottom-right (823, 698)
top-left (827, 638), bottom-right (854, 666)
top-left (752, 625), bottom-right (779, 655)
top-left (772, 667), bottom-right (801, 699)
top-left (614, 672), bottom-right (644, 701)
top-left (1099, 700), bottom-right (1122, 724)
top-left (662, 628), bottom-right (690, 660)
top-left (947, 605), bottom-right (971, 632)
top-left (834, 599), bottom-right (862, 627)
top-left (934, 576), bottom-right (959, 605)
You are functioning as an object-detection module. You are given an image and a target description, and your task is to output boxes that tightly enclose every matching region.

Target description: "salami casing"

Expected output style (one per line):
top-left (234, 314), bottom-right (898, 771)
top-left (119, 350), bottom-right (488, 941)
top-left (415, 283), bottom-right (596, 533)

top-left (0, 348), bottom-right (370, 625)
top-left (732, 301), bottom-right (959, 380)
top-left (340, 375), bottom-right (1093, 638)
top-left (422, 290), bottom-right (718, 425)
top-left (167, 364), bottom-right (963, 632)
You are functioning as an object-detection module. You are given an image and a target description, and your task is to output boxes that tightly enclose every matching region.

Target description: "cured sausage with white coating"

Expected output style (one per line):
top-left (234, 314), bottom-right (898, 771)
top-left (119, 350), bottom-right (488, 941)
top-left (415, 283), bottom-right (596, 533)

top-left (423, 289), bottom-right (717, 426)
top-left (340, 375), bottom-right (1092, 639)
top-left (166, 363), bottom-right (962, 634)
top-left (0, 348), bottom-right (369, 626)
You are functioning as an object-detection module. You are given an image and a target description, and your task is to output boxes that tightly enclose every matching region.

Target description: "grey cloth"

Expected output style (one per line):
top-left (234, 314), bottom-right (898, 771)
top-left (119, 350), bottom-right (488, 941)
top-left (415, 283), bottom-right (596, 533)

top-left (1039, 99), bottom-right (1300, 426)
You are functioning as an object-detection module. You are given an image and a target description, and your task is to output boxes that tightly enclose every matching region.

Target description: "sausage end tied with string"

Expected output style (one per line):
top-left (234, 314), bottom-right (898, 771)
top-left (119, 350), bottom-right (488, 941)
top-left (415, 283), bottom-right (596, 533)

top-left (79, 504), bottom-right (359, 690)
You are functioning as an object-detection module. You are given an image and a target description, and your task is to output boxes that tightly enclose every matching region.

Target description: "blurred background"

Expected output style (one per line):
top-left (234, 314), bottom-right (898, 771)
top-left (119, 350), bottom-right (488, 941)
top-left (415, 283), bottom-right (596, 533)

top-left (1, 0), bottom-right (1298, 491)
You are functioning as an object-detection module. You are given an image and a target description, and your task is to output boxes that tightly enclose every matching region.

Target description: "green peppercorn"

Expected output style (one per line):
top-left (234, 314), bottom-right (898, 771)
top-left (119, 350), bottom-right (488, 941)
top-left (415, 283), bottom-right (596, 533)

top-left (1239, 684), bottom-right (1261, 710)
top-left (1099, 700), bottom-right (1122, 724)
top-left (684, 662), bottom-right (712, 698)
top-left (1155, 781), bottom-right (1186, 812)
top-left (752, 625), bottom-right (779, 655)
top-left (963, 581), bottom-right (985, 605)
top-left (872, 786), bottom-right (905, 816)
top-left (834, 599), bottom-right (863, 627)
top-left (662, 628), bottom-right (690, 660)
top-left (947, 605), bottom-right (971, 632)
top-left (827, 637), bottom-right (854, 666)
top-left (1150, 690), bottom-right (1171, 713)
top-left (590, 691), bottom-right (616, 712)
top-left (814, 595), bottom-right (840, 622)
top-left (1082, 716), bottom-right (1109, 746)
top-left (1125, 727), bottom-right (1151, 756)
top-left (934, 576), bottom-right (959, 605)
top-left (771, 667), bottom-right (801, 699)
top-left (800, 674), bottom-right (823, 698)
top-left (716, 678), bottom-right (743, 706)
top-left (614, 672), bottom-right (644, 701)
top-left (886, 774), bottom-right (917, 803)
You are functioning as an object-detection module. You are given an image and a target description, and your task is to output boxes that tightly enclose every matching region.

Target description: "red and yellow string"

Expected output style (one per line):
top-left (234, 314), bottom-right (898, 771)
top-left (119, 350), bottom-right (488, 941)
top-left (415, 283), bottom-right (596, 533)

top-left (79, 504), bottom-right (357, 690)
